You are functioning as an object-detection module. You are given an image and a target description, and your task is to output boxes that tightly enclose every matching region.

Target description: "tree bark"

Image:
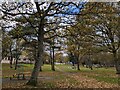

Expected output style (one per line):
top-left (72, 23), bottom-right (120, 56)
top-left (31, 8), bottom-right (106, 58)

top-left (113, 51), bottom-right (120, 74)
top-left (52, 46), bottom-right (55, 71)
top-left (88, 60), bottom-right (93, 70)
top-left (27, 22), bottom-right (44, 86)
top-left (26, 1), bottom-right (45, 86)
top-left (15, 57), bottom-right (18, 70)
top-left (39, 66), bottom-right (42, 72)
top-left (9, 46), bottom-right (13, 68)
top-left (15, 41), bottom-right (18, 70)
top-left (76, 57), bottom-right (80, 70)
top-left (77, 62), bottom-right (80, 70)
top-left (50, 46), bottom-right (53, 70)
top-left (10, 56), bottom-right (13, 68)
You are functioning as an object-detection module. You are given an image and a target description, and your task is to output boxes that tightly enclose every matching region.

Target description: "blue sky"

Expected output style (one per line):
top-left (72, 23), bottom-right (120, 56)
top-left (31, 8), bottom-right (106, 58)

top-left (65, 2), bottom-right (86, 15)
top-left (54, 2), bottom-right (86, 17)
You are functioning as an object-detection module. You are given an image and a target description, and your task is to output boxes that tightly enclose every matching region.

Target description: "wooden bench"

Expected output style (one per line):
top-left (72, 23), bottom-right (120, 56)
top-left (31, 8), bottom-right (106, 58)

top-left (10, 73), bottom-right (25, 80)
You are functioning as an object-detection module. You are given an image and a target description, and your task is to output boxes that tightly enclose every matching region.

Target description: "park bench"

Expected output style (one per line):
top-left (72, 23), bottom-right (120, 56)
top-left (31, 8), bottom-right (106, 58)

top-left (10, 73), bottom-right (25, 80)
top-left (10, 64), bottom-right (26, 80)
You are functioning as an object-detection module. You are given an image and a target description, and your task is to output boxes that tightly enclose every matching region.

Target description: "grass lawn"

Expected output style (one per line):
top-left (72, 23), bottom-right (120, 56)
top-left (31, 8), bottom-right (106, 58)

top-left (2, 63), bottom-right (33, 78)
top-left (2, 63), bottom-right (119, 88)
top-left (55, 64), bottom-right (118, 84)
top-left (80, 67), bottom-right (118, 84)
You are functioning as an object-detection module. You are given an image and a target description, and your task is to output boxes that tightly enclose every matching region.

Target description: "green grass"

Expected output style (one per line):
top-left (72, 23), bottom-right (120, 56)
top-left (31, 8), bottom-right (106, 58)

top-left (56, 64), bottom-right (118, 84)
top-left (88, 75), bottom-right (118, 84)
top-left (81, 68), bottom-right (118, 84)
top-left (55, 64), bottom-right (77, 72)
top-left (2, 63), bottom-right (33, 77)
top-left (21, 64), bottom-right (34, 67)
top-left (42, 64), bottom-right (52, 72)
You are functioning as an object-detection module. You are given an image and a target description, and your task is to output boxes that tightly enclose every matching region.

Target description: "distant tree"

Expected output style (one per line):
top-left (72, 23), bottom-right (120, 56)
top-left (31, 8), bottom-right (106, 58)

top-left (65, 18), bottom-right (95, 70)
top-left (2, 30), bottom-right (13, 68)
top-left (77, 2), bottom-right (120, 73)
top-left (55, 52), bottom-right (63, 63)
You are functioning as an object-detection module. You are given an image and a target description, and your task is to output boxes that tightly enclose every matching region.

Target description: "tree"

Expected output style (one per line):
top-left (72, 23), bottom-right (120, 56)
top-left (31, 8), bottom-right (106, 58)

top-left (1, 1), bottom-right (85, 85)
top-left (0, 27), bottom-right (1, 63)
top-left (55, 52), bottom-right (63, 63)
top-left (77, 2), bottom-right (120, 73)
top-left (2, 29), bottom-right (14, 68)
top-left (90, 3), bottom-right (120, 73)
top-left (8, 25), bottom-right (27, 70)
top-left (65, 19), bottom-right (95, 70)
top-left (2, 31), bottom-right (12, 59)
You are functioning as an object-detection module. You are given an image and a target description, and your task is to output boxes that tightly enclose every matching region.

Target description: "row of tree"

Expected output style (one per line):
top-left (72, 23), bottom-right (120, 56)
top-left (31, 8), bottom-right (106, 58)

top-left (0, 1), bottom-right (86, 86)
top-left (65, 2), bottom-right (120, 72)
top-left (0, 1), bottom-right (120, 86)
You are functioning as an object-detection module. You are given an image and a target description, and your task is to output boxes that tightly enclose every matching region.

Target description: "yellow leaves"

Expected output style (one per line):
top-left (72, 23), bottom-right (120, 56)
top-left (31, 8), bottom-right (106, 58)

top-left (67, 45), bottom-right (75, 52)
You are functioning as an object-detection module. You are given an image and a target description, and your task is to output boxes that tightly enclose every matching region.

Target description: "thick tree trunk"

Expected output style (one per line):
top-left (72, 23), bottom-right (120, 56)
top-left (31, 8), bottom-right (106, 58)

top-left (113, 51), bottom-right (120, 74)
top-left (39, 66), bottom-right (42, 72)
top-left (26, 57), bottom-right (42, 86)
top-left (26, 2), bottom-right (45, 85)
top-left (27, 23), bottom-right (44, 86)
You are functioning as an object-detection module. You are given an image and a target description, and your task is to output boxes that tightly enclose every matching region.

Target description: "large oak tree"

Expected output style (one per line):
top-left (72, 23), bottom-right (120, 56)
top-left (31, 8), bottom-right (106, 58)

top-left (0, 1), bottom-right (85, 86)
